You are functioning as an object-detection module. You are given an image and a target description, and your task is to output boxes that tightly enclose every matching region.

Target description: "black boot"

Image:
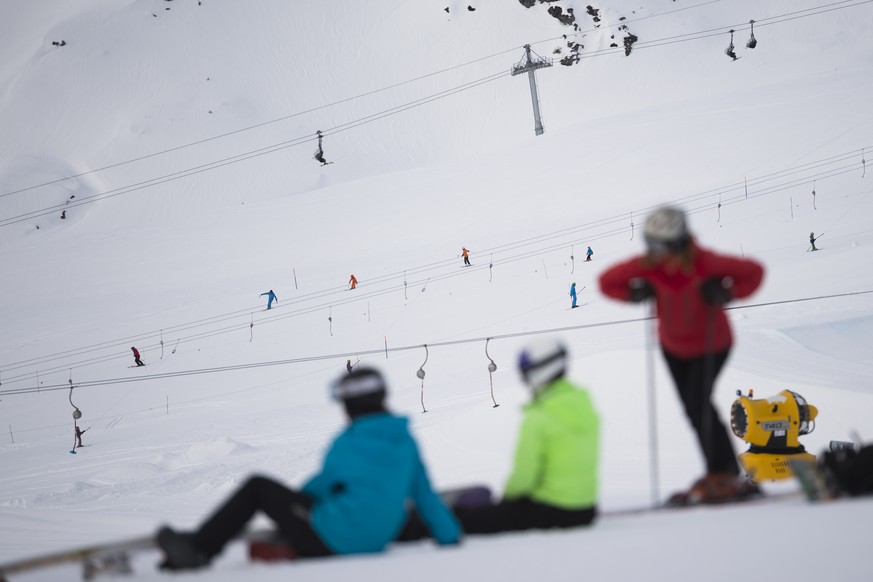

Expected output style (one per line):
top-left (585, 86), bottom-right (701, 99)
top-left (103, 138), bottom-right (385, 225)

top-left (157, 526), bottom-right (210, 571)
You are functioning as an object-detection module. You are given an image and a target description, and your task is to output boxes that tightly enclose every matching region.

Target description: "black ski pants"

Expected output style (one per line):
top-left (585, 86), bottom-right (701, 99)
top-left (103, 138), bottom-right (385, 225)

top-left (399, 497), bottom-right (595, 540)
top-left (192, 475), bottom-right (332, 559)
top-left (662, 348), bottom-right (739, 476)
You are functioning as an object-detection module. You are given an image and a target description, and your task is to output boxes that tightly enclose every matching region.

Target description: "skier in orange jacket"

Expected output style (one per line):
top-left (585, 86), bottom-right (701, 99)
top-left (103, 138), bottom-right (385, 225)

top-left (461, 247), bottom-right (471, 266)
top-left (349, 274), bottom-right (358, 289)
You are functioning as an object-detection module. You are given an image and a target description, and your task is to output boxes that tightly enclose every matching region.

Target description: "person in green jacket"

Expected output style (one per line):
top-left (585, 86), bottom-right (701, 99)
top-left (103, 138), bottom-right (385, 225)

top-left (400, 337), bottom-right (599, 537)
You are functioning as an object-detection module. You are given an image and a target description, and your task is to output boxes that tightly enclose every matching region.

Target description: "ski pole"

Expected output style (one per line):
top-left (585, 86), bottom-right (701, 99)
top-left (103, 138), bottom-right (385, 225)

top-left (644, 300), bottom-right (660, 507)
top-left (702, 306), bottom-right (717, 476)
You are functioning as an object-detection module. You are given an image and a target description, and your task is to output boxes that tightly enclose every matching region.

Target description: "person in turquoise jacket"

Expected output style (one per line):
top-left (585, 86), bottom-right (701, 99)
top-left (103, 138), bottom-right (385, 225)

top-left (156, 367), bottom-right (461, 570)
top-left (260, 289), bottom-right (277, 309)
top-left (400, 337), bottom-right (599, 538)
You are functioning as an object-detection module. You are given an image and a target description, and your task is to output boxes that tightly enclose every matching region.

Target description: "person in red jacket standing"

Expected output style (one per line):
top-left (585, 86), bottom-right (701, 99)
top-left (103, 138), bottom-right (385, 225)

top-left (131, 346), bottom-right (145, 367)
top-left (599, 206), bottom-right (764, 504)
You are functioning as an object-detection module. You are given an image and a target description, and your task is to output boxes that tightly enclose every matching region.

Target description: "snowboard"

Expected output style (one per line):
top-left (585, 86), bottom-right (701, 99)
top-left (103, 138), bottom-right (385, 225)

top-left (788, 440), bottom-right (857, 501)
top-left (663, 486), bottom-right (762, 509)
top-left (605, 487), bottom-right (797, 518)
top-left (0, 533), bottom-right (157, 581)
top-left (788, 457), bottom-right (834, 501)
top-left (0, 528), bottom-right (276, 581)
top-left (0, 486), bottom-right (496, 578)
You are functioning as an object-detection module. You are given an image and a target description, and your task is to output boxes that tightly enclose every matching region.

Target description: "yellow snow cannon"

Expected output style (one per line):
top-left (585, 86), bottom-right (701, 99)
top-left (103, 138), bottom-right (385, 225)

top-left (730, 389), bottom-right (818, 482)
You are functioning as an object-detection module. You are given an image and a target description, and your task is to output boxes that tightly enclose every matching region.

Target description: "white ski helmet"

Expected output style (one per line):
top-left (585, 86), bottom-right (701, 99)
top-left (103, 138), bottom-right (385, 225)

top-left (518, 338), bottom-right (568, 393)
top-left (644, 206), bottom-right (689, 254)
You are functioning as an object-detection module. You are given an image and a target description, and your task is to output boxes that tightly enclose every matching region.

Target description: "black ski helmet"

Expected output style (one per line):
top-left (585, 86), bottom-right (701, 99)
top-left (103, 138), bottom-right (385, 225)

top-left (330, 367), bottom-right (387, 417)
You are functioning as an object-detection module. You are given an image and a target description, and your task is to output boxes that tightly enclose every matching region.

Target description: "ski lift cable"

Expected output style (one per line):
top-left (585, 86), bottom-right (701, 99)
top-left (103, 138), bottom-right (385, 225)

top-left (1, 161), bottom-right (865, 389)
top-left (3, 146), bottom-right (869, 369)
top-left (0, 0), bottom-right (729, 201)
top-left (2, 21), bottom-right (863, 220)
top-left (1, 149), bottom-right (868, 380)
top-left (4, 72), bottom-right (508, 227)
top-left (578, 0), bottom-right (873, 60)
top-left (4, 289), bottom-right (872, 398)
top-left (755, 0), bottom-right (873, 30)
top-left (0, 71), bottom-right (516, 201)
top-left (10, 266), bottom-right (872, 393)
top-left (0, 71), bottom-right (509, 228)
top-left (3, 0), bottom-right (869, 203)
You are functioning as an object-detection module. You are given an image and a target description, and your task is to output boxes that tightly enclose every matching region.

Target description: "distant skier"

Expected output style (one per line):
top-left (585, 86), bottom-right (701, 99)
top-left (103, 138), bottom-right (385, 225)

top-left (809, 232), bottom-right (819, 251)
top-left (131, 347), bottom-right (145, 367)
top-left (585, 246), bottom-right (593, 262)
top-left (260, 289), bottom-right (278, 310)
top-left (461, 247), bottom-right (471, 266)
top-left (314, 130), bottom-right (330, 166)
top-left (346, 360), bottom-right (354, 374)
top-left (348, 274), bottom-right (358, 290)
top-left (75, 425), bottom-right (87, 448)
top-left (570, 282), bottom-right (578, 309)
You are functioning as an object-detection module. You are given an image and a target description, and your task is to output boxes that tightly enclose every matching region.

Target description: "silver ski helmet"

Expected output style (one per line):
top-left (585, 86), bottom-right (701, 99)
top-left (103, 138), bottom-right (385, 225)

top-left (644, 206), bottom-right (690, 255)
top-left (518, 338), bottom-right (567, 393)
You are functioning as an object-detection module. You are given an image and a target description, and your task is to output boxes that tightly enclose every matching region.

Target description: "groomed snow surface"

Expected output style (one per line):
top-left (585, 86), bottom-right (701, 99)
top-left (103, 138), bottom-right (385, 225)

top-left (1, 1), bottom-right (872, 580)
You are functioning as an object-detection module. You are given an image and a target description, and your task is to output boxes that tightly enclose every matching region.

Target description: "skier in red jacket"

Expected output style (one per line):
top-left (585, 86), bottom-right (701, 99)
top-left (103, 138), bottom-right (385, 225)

top-left (599, 206), bottom-right (764, 504)
top-left (131, 346), bottom-right (145, 367)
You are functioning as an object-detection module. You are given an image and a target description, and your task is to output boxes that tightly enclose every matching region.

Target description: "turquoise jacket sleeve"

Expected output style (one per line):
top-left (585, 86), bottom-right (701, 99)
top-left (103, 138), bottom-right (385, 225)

top-left (409, 453), bottom-right (462, 545)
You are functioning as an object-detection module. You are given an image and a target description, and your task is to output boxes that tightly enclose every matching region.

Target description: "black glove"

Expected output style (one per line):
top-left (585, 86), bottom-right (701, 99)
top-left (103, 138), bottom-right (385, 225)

top-left (700, 276), bottom-right (734, 306)
top-left (628, 278), bottom-right (655, 303)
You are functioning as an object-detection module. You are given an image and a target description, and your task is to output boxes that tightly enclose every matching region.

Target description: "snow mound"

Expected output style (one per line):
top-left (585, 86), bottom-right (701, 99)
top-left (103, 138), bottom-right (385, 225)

top-left (155, 437), bottom-right (256, 469)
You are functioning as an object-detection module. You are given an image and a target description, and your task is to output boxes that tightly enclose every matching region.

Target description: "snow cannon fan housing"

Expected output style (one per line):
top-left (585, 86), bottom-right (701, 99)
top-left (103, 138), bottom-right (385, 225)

top-left (730, 389), bottom-right (818, 482)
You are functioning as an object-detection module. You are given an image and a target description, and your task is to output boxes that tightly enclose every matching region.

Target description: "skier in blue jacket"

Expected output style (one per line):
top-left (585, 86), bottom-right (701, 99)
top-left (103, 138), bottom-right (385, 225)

top-left (569, 282), bottom-right (578, 309)
top-left (156, 367), bottom-right (461, 570)
top-left (260, 289), bottom-right (278, 310)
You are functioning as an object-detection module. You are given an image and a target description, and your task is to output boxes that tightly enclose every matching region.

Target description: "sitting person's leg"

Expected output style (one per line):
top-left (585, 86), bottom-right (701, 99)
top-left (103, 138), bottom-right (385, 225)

top-left (400, 496), bottom-right (595, 540)
top-left (193, 475), bottom-right (332, 559)
top-left (158, 475), bottom-right (333, 570)
top-left (454, 498), bottom-right (596, 534)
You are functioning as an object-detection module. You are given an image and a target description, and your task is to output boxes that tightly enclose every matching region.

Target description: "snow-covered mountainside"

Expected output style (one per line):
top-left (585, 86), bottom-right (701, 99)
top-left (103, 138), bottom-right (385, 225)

top-left (2, 1), bottom-right (872, 580)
